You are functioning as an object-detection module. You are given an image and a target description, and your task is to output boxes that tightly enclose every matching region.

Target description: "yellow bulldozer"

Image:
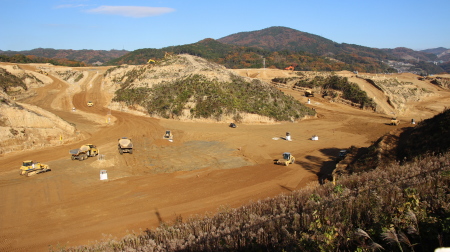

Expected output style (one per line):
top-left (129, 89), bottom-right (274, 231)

top-left (305, 89), bottom-right (314, 97)
top-left (19, 160), bottom-right (51, 177)
top-left (275, 152), bottom-right (296, 166)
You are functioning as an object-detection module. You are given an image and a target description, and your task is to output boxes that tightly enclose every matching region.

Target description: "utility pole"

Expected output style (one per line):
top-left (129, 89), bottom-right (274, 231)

top-left (263, 57), bottom-right (265, 69)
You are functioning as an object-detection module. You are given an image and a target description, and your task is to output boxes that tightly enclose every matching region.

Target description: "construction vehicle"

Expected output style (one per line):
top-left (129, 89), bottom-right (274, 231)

top-left (87, 101), bottom-right (94, 107)
top-left (275, 152), bottom-right (296, 166)
top-left (36, 69), bottom-right (48, 76)
top-left (335, 149), bottom-right (348, 163)
top-left (147, 59), bottom-right (156, 64)
top-left (284, 65), bottom-right (295, 71)
top-left (70, 144), bottom-right (99, 161)
top-left (390, 118), bottom-right (400, 126)
top-left (163, 130), bottom-right (173, 140)
top-left (19, 160), bottom-right (51, 177)
top-left (118, 137), bottom-right (133, 154)
top-left (305, 89), bottom-right (314, 97)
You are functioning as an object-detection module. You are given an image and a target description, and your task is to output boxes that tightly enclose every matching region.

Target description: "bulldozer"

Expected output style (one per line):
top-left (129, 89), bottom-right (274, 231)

top-left (118, 137), bottom-right (133, 154)
top-left (305, 89), bottom-right (314, 97)
top-left (19, 160), bottom-right (51, 177)
top-left (390, 118), bottom-right (400, 126)
top-left (70, 144), bottom-right (99, 161)
top-left (275, 152), bottom-right (296, 166)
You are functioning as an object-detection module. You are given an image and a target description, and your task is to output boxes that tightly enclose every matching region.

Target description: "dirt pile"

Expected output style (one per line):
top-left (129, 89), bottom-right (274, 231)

top-left (103, 54), bottom-right (237, 90)
top-left (105, 54), bottom-right (315, 123)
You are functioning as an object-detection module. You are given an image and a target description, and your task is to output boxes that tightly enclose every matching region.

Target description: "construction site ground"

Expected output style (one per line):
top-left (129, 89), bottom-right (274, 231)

top-left (1, 65), bottom-right (449, 251)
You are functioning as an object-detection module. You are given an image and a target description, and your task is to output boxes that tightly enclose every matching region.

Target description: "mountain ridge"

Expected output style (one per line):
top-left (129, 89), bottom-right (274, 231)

top-left (1, 26), bottom-right (448, 73)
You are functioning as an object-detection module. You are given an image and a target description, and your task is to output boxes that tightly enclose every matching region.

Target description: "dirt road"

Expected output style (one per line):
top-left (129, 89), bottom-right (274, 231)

top-left (0, 66), bottom-right (449, 251)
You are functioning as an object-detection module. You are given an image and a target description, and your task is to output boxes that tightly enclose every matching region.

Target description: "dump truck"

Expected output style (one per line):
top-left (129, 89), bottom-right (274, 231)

top-left (19, 160), bottom-right (51, 177)
top-left (118, 137), bottom-right (133, 154)
top-left (390, 118), bottom-right (400, 126)
top-left (70, 144), bottom-right (99, 161)
top-left (275, 152), bottom-right (296, 166)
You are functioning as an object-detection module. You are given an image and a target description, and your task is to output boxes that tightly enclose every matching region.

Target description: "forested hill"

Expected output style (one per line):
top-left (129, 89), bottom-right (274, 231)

top-left (0, 48), bottom-right (128, 65)
top-left (218, 26), bottom-right (339, 54)
top-left (1, 26), bottom-right (448, 73)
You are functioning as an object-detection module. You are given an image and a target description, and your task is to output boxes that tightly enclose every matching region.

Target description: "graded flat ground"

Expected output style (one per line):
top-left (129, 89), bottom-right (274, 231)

top-left (0, 66), bottom-right (449, 251)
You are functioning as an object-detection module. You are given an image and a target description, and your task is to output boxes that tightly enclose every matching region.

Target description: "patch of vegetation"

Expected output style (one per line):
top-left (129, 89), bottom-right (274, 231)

top-left (55, 70), bottom-right (84, 82)
top-left (0, 67), bottom-right (28, 93)
top-left (292, 74), bottom-right (376, 109)
top-left (0, 54), bottom-right (86, 67)
top-left (113, 74), bottom-right (316, 121)
top-left (74, 73), bottom-right (84, 82)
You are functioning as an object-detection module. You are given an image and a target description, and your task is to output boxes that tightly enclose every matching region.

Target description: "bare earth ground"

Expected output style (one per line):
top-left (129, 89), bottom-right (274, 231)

top-left (0, 65), bottom-right (449, 251)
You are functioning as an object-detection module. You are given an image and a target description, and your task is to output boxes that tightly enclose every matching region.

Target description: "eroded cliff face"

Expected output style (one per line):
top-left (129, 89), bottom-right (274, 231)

top-left (0, 93), bottom-right (77, 154)
top-left (0, 64), bottom-right (80, 155)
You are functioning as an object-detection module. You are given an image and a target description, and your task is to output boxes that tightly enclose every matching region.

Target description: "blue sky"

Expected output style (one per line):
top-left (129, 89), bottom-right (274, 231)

top-left (1, 0), bottom-right (449, 52)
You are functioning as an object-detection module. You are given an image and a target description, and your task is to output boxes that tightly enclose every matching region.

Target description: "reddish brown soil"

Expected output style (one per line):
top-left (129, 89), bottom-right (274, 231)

top-left (1, 66), bottom-right (449, 251)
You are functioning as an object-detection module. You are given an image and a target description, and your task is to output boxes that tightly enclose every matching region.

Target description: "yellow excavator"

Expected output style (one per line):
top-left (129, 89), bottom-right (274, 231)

top-left (19, 160), bottom-right (51, 177)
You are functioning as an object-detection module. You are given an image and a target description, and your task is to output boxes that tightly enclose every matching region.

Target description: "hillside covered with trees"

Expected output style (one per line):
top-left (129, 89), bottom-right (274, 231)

top-left (1, 27), bottom-right (447, 74)
top-left (0, 48), bottom-right (128, 65)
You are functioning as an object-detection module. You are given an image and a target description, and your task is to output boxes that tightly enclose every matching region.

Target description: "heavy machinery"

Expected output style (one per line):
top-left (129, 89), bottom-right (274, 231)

top-left (305, 89), bottom-right (314, 97)
top-left (335, 149), bottom-right (348, 163)
top-left (87, 101), bottom-right (94, 107)
top-left (390, 118), bottom-right (400, 126)
top-left (36, 69), bottom-right (48, 76)
top-left (275, 152), bottom-right (296, 166)
top-left (19, 160), bottom-right (51, 177)
top-left (163, 130), bottom-right (173, 140)
top-left (284, 65), bottom-right (295, 71)
top-left (118, 137), bottom-right (133, 154)
top-left (70, 144), bottom-right (99, 161)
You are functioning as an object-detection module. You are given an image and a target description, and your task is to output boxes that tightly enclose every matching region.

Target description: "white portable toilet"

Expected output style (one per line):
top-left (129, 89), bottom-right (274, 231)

top-left (307, 98), bottom-right (311, 104)
top-left (285, 132), bottom-right (291, 141)
top-left (100, 170), bottom-right (108, 180)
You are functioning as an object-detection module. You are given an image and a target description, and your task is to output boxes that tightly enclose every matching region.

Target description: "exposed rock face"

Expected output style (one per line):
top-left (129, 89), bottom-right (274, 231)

top-left (0, 86), bottom-right (76, 155)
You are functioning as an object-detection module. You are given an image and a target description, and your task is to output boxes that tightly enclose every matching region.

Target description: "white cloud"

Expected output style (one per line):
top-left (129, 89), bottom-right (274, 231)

top-left (86, 6), bottom-right (175, 18)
